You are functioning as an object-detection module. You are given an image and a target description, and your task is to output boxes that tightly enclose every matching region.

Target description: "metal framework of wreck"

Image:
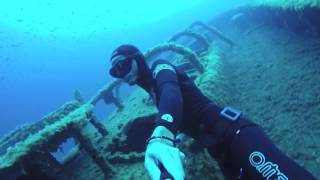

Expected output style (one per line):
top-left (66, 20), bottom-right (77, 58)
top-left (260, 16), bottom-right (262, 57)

top-left (190, 21), bottom-right (235, 46)
top-left (168, 30), bottom-right (211, 53)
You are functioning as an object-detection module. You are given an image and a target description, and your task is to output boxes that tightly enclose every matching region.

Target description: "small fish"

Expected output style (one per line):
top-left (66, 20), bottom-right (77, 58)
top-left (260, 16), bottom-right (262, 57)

top-left (230, 13), bottom-right (244, 22)
top-left (11, 44), bottom-right (20, 47)
top-left (51, 27), bottom-right (58, 32)
top-left (16, 19), bottom-right (24, 22)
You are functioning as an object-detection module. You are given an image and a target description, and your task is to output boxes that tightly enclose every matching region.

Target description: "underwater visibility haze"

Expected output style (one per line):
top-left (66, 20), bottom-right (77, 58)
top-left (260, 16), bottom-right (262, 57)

top-left (0, 0), bottom-right (320, 179)
top-left (0, 0), bottom-right (246, 136)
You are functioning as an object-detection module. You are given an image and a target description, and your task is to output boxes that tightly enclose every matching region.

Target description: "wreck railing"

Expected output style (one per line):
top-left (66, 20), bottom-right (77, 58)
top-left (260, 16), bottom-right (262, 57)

top-left (168, 30), bottom-right (211, 53)
top-left (0, 104), bottom-right (114, 179)
top-left (144, 42), bottom-right (205, 73)
top-left (190, 21), bottom-right (235, 46)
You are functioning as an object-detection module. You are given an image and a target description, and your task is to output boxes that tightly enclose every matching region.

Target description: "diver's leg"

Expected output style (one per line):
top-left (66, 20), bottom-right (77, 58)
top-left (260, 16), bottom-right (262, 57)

top-left (206, 114), bottom-right (316, 179)
top-left (226, 124), bottom-right (315, 179)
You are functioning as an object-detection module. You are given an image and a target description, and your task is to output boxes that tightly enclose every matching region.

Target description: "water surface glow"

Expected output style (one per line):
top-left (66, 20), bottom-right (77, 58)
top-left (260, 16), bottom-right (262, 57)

top-left (0, 0), bottom-right (207, 36)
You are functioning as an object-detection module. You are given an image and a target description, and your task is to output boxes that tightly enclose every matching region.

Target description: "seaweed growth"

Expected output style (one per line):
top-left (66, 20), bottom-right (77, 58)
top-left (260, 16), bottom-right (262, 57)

top-left (144, 42), bottom-right (205, 73)
top-left (0, 103), bottom-right (115, 179)
top-left (252, 0), bottom-right (320, 9)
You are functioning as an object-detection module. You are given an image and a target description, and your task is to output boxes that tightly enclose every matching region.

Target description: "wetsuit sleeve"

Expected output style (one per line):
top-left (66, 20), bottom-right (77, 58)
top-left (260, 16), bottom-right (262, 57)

top-left (151, 60), bottom-right (183, 135)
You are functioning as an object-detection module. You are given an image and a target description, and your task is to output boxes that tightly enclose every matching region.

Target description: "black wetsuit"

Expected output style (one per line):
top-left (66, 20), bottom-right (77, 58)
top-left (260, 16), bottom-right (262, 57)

top-left (145, 59), bottom-right (315, 180)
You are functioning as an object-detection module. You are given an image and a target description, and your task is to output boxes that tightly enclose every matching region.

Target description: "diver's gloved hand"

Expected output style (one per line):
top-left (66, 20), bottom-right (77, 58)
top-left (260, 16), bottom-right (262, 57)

top-left (144, 126), bottom-right (185, 180)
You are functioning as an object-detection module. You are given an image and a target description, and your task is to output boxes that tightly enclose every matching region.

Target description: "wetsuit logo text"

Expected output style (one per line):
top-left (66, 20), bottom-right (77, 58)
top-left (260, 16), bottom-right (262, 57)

top-left (249, 151), bottom-right (288, 180)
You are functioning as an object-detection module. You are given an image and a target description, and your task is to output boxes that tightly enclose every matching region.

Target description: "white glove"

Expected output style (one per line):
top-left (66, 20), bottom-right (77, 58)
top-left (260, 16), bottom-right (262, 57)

top-left (144, 126), bottom-right (185, 180)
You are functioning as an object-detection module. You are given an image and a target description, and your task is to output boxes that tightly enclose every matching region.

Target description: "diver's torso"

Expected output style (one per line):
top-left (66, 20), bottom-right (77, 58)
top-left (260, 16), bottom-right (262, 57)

top-left (153, 66), bottom-right (214, 138)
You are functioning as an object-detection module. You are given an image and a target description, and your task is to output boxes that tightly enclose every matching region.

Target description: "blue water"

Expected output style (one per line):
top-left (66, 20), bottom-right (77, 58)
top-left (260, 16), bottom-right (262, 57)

top-left (0, 1), bottom-right (248, 137)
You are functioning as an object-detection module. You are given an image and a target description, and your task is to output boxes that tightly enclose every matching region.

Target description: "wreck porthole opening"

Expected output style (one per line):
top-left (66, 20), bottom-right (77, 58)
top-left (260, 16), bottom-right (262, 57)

top-left (50, 137), bottom-right (78, 164)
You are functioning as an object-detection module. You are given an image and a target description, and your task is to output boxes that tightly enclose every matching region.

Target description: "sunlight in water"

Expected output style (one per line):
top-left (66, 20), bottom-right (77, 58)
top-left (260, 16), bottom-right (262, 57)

top-left (0, 0), bottom-right (208, 37)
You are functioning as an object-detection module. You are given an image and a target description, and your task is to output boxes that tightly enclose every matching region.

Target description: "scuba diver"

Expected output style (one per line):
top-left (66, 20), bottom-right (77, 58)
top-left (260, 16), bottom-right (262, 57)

top-left (108, 44), bottom-right (316, 180)
top-left (101, 85), bottom-right (124, 112)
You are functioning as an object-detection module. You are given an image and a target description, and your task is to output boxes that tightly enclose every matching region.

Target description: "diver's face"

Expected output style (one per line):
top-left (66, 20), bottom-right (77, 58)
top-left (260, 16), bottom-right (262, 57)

top-left (109, 54), bottom-right (138, 85)
top-left (123, 59), bottom-right (138, 85)
top-left (110, 55), bottom-right (131, 78)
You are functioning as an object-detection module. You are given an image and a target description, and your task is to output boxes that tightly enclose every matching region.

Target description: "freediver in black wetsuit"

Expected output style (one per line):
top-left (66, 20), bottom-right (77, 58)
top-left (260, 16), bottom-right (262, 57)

top-left (108, 44), bottom-right (316, 180)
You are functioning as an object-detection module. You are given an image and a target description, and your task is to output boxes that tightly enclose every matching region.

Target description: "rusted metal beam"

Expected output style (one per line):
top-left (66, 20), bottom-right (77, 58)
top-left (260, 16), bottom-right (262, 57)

top-left (71, 127), bottom-right (114, 178)
top-left (191, 21), bottom-right (235, 46)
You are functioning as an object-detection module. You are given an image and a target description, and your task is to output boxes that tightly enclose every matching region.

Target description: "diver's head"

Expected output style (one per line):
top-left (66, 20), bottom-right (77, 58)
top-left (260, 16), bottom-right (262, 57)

top-left (109, 44), bottom-right (144, 85)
